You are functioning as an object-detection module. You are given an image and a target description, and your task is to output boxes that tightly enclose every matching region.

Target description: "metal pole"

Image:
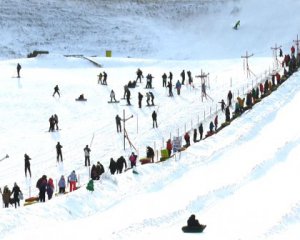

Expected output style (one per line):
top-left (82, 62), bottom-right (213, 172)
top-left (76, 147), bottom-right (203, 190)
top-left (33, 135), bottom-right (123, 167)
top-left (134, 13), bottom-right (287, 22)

top-left (123, 109), bottom-right (125, 150)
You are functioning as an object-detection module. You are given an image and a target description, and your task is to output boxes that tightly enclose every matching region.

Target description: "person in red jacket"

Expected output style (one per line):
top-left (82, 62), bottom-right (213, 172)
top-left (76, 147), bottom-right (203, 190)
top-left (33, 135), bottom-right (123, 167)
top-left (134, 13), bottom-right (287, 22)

top-left (166, 139), bottom-right (173, 157)
top-left (184, 132), bottom-right (190, 148)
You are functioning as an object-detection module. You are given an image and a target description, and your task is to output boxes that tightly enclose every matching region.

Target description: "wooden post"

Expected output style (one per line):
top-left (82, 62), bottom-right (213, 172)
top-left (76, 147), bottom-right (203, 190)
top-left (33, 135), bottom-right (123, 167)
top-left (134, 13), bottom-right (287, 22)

top-left (241, 51), bottom-right (255, 78)
top-left (271, 43), bottom-right (282, 69)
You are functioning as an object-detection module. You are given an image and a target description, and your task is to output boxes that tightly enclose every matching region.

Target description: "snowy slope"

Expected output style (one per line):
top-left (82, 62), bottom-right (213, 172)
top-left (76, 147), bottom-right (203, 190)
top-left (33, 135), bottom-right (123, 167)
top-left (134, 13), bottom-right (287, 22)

top-left (1, 0), bottom-right (300, 239)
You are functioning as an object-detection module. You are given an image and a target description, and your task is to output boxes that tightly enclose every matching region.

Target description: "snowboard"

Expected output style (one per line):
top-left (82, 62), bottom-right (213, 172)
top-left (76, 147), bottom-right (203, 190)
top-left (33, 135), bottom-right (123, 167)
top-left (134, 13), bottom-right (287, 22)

top-left (182, 225), bottom-right (206, 233)
top-left (145, 105), bottom-right (156, 107)
top-left (75, 98), bottom-right (87, 101)
top-left (107, 101), bottom-right (120, 103)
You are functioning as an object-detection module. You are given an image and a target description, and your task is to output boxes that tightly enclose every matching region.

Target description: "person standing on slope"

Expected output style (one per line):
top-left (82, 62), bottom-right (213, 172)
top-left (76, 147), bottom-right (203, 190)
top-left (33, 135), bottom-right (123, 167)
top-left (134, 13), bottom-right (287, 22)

top-left (84, 145), bottom-right (91, 167)
top-left (24, 153), bottom-right (32, 178)
top-left (56, 142), bottom-right (63, 162)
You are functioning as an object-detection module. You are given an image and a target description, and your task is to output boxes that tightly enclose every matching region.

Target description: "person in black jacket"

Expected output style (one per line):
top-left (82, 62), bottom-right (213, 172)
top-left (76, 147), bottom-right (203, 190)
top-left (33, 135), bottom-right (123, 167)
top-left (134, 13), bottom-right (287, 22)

top-left (11, 182), bottom-right (22, 208)
top-left (126, 89), bottom-right (131, 105)
top-left (146, 146), bottom-right (155, 163)
top-left (116, 156), bottom-right (127, 174)
top-left (152, 110), bottom-right (158, 128)
top-left (109, 158), bottom-right (117, 175)
top-left (17, 63), bottom-right (22, 78)
top-left (52, 85), bottom-right (60, 97)
top-left (162, 73), bottom-right (167, 87)
top-left (181, 70), bottom-right (185, 85)
top-left (138, 92), bottom-right (143, 108)
top-left (24, 153), bottom-right (31, 178)
top-left (115, 114), bottom-right (122, 133)
top-left (199, 123), bottom-right (203, 140)
top-left (56, 142), bottom-right (63, 162)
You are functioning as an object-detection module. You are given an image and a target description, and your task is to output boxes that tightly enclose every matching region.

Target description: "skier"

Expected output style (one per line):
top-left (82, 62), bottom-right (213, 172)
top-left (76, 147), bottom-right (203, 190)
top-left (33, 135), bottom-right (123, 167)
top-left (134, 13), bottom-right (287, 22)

top-left (17, 63), bottom-right (22, 78)
top-left (84, 145), bottom-right (91, 167)
top-left (149, 91), bottom-right (155, 105)
top-left (97, 72), bottom-right (103, 84)
top-left (138, 92), bottom-right (143, 108)
top-left (24, 153), bottom-right (31, 178)
top-left (129, 152), bottom-right (137, 168)
top-left (214, 115), bottom-right (218, 131)
top-left (116, 156), bottom-right (127, 174)
top-left (109, 158), bottom-right (117, 175)
top-left (136, 68), bottom-right (143, 83)
top-left (102, 71), bottom-right (108, 85)
top-left (58, 175), bottom-right (66, 193)
top-left (115, 114), bottom-right (122, 133)
top-left (168, 72), bottom-right (173, 83)
top-left (167, 81), bottom-right (173, 97)
top-left (52, 85), bottom-right (60, 97)
top-left (227, 90), bottom-right (233, 106)
top-left (181, 70), bottom-right (185, 85)
top-left (11, 182), bottom-right (22, 208)
top-left (233, 20), bottom-right (240, 30)
top-left (152, 110), bottom-right (158, 128)
top-left (54, 114), bottom-right (59, 130)
top-left (176, 80), bottom-right (181, 95)
top-left (146, 146), bottom-right (155, 163)
top-left (146, 92), bottom-right (151, 106)
top-left (199, 123), bottom-right (203, 140)
top-left (219, 99), bottom-right (226, 112)
top-left (56, 142), bottom-right (63, 162)
top-left (123, 84), bottom-right (128, 99)
top-left (162, 73), bottom-right (167, 87)
top-left (48, 115), bottom-right (55, 132)
top-left (68, 170), bottom-right (78, 192)
top-left (126, 88), bottom-right (131, 105)
top-left (145, 74), bottom-right (154, 89)
top-left (110, 90), bottom-right (117, 102)
top-left (187, 70), bottom-right (193, 86)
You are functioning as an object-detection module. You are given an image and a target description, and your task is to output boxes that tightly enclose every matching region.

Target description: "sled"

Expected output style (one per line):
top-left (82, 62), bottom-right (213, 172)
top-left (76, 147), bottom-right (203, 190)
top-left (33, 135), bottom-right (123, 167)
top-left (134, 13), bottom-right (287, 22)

top-left (75, 98), bottom-right (87, 101)
top-left (107, 101), bottom-right (120, 103)
top-left (182, 225), bottom-right (206, 233)
top-left (139, 158), bottom-right (152, 165)
top-left (25, 196), bottom-right (39, 203)
top-left (24, 201), bottom-right (39, 206)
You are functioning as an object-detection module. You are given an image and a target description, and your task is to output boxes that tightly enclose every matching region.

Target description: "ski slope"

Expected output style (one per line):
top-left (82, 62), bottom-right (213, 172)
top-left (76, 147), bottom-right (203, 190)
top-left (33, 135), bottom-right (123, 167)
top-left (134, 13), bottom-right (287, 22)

top-left (1, 0), bottom-right (300, 239)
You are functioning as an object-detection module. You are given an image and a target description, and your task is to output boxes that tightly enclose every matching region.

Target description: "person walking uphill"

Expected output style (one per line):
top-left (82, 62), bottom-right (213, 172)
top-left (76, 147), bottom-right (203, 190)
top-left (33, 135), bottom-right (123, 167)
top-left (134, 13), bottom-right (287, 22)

top-left (84, 145), bottom-right (91, 167)
top-left (152, 110), bottom-right (158, 128)
top-left (24, 153), bottom-right (31, 178)
top-left (11, 182), bottom-right (22, 208)
top-left (68, 170), bottom-right (78, 192)
top-left (56, 142), bottom-right (63, 162)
